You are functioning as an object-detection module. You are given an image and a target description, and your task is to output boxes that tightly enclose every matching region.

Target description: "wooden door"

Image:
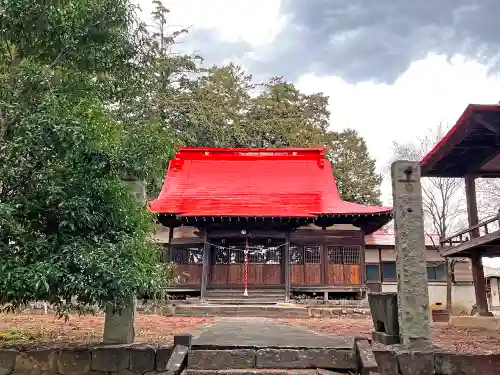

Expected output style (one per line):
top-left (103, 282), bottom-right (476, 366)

top-left (210, 242), bottom-right (246, 285)
top-left (326, 246), bottom-right (361, 285)
top-left (247, 239), bottom-right (282, 285)
top-left (290, 245), bottom-right (322, 285)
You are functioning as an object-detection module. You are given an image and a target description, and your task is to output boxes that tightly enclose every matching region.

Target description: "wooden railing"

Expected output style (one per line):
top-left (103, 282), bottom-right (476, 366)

top-left (440, 211), bottom-right (500, 248)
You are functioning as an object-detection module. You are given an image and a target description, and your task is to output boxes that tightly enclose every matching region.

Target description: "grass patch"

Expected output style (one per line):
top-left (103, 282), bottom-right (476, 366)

top-left (0, 329), bottom-right (31, 343)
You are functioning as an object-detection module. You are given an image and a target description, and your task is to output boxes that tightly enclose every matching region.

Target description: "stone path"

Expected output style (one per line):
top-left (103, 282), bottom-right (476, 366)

top-left (190, 317), bottom-right (354, 349)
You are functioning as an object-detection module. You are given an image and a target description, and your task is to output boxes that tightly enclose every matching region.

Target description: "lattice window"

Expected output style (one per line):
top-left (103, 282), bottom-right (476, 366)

top-left (343, 247), bottom-right (361, 264)
top-left (304, 246), bottom-right (321, 264)
top-left (290, 246), bottom-right (303, 264)
top-left (328, 246), bottom-right (344, 264)
top-left (229, 249), bottom-right (244, 264)
top-left (248, 250), bottom-right (265, 263)
top-left (265, 247), bottom-right (282, 264)
top-left (327, 246), bottom-right (361, 264)
top-left (171, 246), bottom-right (203, 264)
top-left (289, 246), bottom-right (321, 264)
top-left (213, 247), bottom-right (229, 264)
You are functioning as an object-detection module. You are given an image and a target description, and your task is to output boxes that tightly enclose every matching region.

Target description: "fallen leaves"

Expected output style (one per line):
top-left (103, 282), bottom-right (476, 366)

top-left (282, 317), bottom-right (500, 355)
top-left (0, 312), bottom-right (213, 348)
top-left (3, 312), bottom-right (500, 355)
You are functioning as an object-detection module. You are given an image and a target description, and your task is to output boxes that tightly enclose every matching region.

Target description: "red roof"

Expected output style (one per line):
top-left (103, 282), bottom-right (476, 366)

top-left (149, 147), bottom-right (392, 218)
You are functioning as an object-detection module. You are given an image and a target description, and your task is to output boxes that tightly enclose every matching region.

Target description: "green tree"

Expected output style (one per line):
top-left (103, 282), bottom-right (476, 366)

top-left (325, 129), bottom-right (382, 205)
top-left (177, 63), bottom-right (254, 147)
top-left (248, 77), bottom-right (329, 147)
top-left (0, 0), bottom-right (174, 315)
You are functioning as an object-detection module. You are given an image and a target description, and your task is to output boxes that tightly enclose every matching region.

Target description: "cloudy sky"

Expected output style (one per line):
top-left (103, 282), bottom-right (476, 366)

top-left (137, 0), bottom-right (500, 205)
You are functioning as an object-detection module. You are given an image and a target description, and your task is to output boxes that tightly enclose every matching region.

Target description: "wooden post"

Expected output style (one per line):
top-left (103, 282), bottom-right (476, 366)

top-left (465, 175), bottom-right (492, 316)
top-left (201, 231), bottom-right (210, 302)
top-left (165, 226), bottom-right (174, 262)
top-left (284, 232), bottom-right (291, 303)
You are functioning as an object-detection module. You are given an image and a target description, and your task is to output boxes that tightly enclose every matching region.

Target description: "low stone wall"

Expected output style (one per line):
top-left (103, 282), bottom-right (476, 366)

top-left (19, 301), bottom-right (371, 318)
top-left (373, 344), bottom-right (500, 375)
top-left (0, 344), bottom-right (173, 375)
top-left (168, 305), bottom-right (370, 318)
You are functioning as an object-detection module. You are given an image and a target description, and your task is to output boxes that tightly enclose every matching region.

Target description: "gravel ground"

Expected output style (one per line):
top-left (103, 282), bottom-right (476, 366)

top-left (281, 317), bottom-right (500, 354)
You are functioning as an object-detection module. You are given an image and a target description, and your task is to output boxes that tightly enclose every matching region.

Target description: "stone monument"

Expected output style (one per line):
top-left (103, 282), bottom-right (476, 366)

top-left (102, 177), bottom-right (145, 344)
top-left (391, 160), bottom-right (431, 347)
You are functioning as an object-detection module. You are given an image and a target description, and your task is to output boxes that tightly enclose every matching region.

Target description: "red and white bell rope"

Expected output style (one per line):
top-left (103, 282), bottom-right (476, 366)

top-left (243, 246), bottom-right (249, 297)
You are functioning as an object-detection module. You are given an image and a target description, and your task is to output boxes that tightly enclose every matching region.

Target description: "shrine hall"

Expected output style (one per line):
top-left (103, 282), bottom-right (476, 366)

top-left (148, 147), bottom-right (394, 302)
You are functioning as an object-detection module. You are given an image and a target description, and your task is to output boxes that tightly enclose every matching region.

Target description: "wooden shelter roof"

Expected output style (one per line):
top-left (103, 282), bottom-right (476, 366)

top-left (420, 104), bottom-right (500, 178)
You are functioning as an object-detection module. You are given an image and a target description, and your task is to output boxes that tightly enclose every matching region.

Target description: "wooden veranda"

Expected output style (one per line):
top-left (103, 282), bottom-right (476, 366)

top-left (420, 104), bottom-right (500, 316)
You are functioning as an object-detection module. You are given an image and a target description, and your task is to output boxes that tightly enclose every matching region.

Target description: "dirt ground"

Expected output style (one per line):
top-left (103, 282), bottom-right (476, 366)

top-left (0, 312), bottom-right (213, 348)
top-left (281, 317), bottom-right (500, 355)
top-left (2, 313), bottom-right (500, 354)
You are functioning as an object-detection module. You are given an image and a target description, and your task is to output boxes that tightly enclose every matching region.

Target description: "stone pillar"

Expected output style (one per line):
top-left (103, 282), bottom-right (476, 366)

top-left (102, 177), bottom-right (145, 344)
top-left (103, 295), bottom-right (136, 344)
top-left (391, 160), bottom-right (430, 347)
top-left (284, 232), bottom-right (291, 303)
top-left (465, 175), bottom-right (492, 316)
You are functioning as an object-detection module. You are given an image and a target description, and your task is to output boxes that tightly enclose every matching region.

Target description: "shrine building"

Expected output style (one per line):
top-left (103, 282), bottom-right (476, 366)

top-left (149, 146), bottom-right (476, 306)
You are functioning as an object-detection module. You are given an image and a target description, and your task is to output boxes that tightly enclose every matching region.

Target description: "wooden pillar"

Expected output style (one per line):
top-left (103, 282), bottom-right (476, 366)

top-left (165, 226), bottom-right (174, 262)
top-left (465, 175), bottom-right (492, 316)
top-left (201, 231), bottom-right (210, 302)
top-left (284, 232), bottom-right (291, 303)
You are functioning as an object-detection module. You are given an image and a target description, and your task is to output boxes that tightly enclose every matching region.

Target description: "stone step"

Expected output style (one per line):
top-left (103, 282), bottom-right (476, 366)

top-left (206, 289), bottom-right (285, 296)
top-left (187, 348), bottom-right (357, 372)
top-left (205, 294), bottom-right (286, 299)
top-left (173, 304), bottom-right (309, 317)
top-left (204, 298), bottom-right (282, 305)
top-left (183, 369), bottom-right (346, 375)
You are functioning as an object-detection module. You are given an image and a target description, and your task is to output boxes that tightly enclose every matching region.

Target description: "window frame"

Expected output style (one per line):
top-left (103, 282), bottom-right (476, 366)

top-left (365, 263), bottom-right (381, 282)
top-left (381, 261), bottom-right (397, 281)
top-left (427, 262), bottom-right (447, 281)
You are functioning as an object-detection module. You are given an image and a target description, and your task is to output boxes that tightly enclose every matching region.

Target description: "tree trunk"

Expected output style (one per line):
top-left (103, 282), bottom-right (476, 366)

top-left (102, 177), bottom-right (146, 344)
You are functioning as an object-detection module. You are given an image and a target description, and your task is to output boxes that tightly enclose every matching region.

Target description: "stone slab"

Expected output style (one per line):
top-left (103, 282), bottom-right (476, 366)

top-left (167, 345), bottom-right (189, 374)
top-left (372, 346), bottom-right (398, 375)
top-left (184, 370), bottom-right (319, 375)
top-left (397, 349), bottom-right (434, 375)
top-left (191, 318), bottom-right (354, 349)
top-left (188, 349), bottom-right (256, 370)
top-left (156, 345), bottom-right (174, 372)
top-left (128, 344), bottom-right (156, 373)
top-left (372, 331), bottom-right (400, 345)
top-left (57, 347), bottom-right (91, 375)
top-left (449, 315), bottom-right (500, 331)
top-left (434, 352), bottom-right (500, 375)
top-left (356, 339), bottom-right (378, 375)
top-left (255, 348), bottom-right (356, 371)
top-left (0, 349), bottom-right (17, 375)
top-left (91, 345), bottom-right (129, 372)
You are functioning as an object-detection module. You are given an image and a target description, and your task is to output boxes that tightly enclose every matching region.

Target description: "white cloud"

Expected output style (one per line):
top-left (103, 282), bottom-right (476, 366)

top-left (296, 54), bottom-right (500, 205)
top-left (135, 0), bottom-right (284, 47)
